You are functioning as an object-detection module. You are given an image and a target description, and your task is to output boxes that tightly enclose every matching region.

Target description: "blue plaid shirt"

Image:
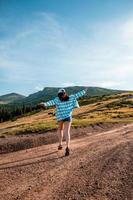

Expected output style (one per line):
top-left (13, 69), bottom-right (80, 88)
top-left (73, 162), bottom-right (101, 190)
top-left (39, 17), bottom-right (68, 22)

top-left (44, 90), bottom-right (86, 121)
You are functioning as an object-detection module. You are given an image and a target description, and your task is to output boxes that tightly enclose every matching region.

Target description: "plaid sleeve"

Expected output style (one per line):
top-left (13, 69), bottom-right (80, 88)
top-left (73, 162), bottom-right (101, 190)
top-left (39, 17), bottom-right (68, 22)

top-left (44, 98), bottom-right (57, 107)
top-left (73, 90), bottom-right (86, 99)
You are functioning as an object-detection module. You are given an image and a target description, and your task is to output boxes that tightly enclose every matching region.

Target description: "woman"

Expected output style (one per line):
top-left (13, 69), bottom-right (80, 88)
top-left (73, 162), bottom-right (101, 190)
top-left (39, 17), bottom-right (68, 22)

top-left (39, 88), bottom-right (87, 156)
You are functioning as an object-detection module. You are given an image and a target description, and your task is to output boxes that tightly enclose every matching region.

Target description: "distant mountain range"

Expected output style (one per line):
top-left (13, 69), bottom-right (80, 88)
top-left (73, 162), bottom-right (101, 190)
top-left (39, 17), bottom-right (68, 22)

top-left (0, 93), bottom-right (25, 104)
top-left (0, 86), bottom-right (127, 106)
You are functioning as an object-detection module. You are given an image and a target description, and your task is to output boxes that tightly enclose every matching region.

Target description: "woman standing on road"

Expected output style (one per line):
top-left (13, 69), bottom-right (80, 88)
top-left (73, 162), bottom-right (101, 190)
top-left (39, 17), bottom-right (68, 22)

top-left (39, 88), bottom-right (87, 156)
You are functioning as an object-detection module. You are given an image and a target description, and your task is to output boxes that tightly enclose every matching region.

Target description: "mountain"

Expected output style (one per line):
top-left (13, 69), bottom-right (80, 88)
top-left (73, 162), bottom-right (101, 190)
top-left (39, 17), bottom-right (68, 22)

top-left (0, 93), bottom-right (25, 104)
top-left (11, 86), bottom-right (126, 105)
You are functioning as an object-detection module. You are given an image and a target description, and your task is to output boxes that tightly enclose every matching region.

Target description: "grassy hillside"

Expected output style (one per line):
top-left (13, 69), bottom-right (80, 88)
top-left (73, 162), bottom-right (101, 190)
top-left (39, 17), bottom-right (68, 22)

top-left (0, 86), bottom-right (127, 123)
top-left (12, 86), bottom-right (125, 105)
top-left (0, 92), bottom-right (133, 136)
top-left (0, 93), bottom-right (25, 104)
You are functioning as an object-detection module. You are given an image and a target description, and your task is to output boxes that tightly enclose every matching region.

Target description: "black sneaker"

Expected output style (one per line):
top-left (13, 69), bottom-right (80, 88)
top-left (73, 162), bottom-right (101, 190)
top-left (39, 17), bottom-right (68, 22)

top-left (65, 147), bottom-right (70, 156)
top-left (58, 145), bottom-right (63, 150)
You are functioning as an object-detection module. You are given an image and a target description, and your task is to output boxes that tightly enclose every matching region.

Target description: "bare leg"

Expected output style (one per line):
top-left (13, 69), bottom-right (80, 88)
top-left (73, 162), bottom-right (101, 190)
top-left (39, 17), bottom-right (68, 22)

top-left (64, 121), bottom-right (72, 148)
top-left (57, 121), bottom-right (64, 146)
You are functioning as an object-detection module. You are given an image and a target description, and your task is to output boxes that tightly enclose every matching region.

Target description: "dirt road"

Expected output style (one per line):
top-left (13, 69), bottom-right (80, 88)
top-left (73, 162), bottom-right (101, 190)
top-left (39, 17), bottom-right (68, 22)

top-left (0, 123), bottom-right (133, 200)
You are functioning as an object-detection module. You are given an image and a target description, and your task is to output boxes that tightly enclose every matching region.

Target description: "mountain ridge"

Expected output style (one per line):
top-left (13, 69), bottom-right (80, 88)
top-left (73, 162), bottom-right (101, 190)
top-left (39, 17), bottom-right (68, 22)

top-left (0, 86), bottom-right (130, 105)
top-left (12, 86), bottom-right (126, 105)
top-left (0, 93), bottom-right (25, 104)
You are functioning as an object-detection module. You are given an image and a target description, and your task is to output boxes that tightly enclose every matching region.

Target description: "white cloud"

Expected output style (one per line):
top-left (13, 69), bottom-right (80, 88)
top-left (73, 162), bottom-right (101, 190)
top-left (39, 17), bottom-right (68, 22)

top-left (121, 18), bottom-right (133, 45)
top-left (62, 82), bottom-right (76, 87)
top-left (98, 81), bottom-right (122, 88)
top-left (35, 85), bottom-right (44, 91)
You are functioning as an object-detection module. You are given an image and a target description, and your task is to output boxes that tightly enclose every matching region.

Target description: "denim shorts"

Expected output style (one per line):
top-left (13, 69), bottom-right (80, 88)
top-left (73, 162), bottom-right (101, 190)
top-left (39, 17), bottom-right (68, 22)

top-left (59, 117), bottom-right (72, 122)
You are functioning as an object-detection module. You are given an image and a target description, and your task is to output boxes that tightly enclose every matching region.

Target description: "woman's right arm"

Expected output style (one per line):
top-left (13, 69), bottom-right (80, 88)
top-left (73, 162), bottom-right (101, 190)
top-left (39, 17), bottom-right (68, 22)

top-left (73, 89), bottom-right (87, 99)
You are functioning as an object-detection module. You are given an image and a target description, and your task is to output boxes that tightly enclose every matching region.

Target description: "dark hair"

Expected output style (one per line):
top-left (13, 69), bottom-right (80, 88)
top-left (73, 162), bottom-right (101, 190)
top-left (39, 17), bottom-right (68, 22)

top-left (58, 93), bottom-right (69, 101)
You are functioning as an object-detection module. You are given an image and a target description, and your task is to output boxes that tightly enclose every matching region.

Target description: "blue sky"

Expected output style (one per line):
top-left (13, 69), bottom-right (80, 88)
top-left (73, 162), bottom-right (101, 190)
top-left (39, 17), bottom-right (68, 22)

top-left (0, 0), bottom-right (133, 96)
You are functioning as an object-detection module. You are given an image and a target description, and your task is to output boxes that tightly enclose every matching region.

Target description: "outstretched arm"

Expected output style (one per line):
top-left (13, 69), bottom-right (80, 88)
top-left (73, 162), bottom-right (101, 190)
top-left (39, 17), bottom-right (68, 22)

top-left (44, 99), bottom-right (57, 107)
top-left (39, 98), bottom-right (57, 108)
top-left (73, 88), bottom-right (87, 99)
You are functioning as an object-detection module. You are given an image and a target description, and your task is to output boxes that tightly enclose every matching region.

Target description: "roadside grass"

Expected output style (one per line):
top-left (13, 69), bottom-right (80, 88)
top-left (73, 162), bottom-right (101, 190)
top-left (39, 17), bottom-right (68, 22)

top-left (10, 120), bottom-right (57, 136)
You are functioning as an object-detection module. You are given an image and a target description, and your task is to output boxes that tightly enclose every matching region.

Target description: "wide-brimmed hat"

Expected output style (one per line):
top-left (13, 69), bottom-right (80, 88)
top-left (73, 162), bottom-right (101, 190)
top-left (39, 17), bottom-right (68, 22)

top-left (58, 88), bottom-right (66, 94)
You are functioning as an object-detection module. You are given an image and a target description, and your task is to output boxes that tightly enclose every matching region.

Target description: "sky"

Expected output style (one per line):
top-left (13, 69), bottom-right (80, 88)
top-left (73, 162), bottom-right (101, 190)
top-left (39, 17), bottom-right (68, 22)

top-left (0, 0), bottom-right (133, 96)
